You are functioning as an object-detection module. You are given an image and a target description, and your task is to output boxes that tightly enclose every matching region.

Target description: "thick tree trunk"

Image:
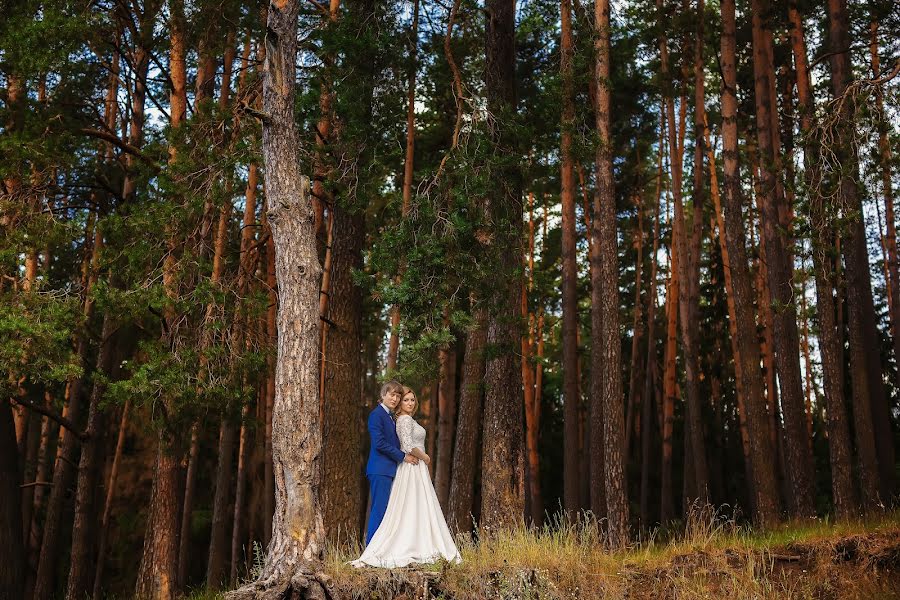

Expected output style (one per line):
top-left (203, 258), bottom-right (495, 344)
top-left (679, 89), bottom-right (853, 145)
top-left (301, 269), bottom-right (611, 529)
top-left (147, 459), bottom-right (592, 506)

top-left (719, 0), bottom-right (780, 526)
top-left (787, 0), bottom-right (856, 517)
top-left (448, 307), bottom-right (487, 532)
top-left (322, 203), bottom-right (364, 540)
top-left (592, 0), bottom-right (628, 547)
top-left (480, 0), bottom-right (525, 531)
top-left (227, 2), bottom-right (326, 596)
top-left (826, 0), bottom-right (887, 509)
top-left (135, 445), bottom-right (181, 599)
top-left (560, 0), bottom-right (581, 519)
top-left (749, 0), bottom-right (816, 517)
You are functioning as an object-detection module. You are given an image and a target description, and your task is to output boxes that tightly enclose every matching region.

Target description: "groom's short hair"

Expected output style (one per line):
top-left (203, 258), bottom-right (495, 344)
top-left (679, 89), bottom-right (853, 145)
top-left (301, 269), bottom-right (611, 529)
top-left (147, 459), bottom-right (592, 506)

top-left (380, 380), bottom-right (403, 399)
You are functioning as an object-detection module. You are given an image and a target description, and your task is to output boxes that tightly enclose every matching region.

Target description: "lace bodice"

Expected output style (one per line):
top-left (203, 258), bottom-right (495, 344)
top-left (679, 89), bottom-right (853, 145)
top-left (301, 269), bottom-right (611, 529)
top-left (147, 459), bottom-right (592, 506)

top-left (396, 415), bottom-right (426, 453)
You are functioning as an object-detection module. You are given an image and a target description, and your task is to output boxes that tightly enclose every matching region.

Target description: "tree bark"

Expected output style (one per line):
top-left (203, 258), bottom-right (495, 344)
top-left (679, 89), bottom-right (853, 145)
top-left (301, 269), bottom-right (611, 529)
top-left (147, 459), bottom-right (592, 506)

top-left (227, 1), bottom-right (326, 596)
top-left (787, 0), bottom-right (856, 517)
top-left (719, 0), bottom-right (780, 526)
top-left (592, 0), bottom-right (628, 547)
top-left (826, 0), bottom-right (887, 509)
top-left (448, 307), bottom-right (487, 532)
top-left (868, 21), bottom-right (898, 501)
top-left (749, 0), bottom-right (816, 517)
top-left (560, 0), bottom-right (581, 519)
top-left (65, 317), bottom-right (116, 600)
top-left (435, 337), bottom-right (458, 511)
top-left (321, 203), bottom-right (364, 540)
top-left (480, 0), bottom-right (526, 531)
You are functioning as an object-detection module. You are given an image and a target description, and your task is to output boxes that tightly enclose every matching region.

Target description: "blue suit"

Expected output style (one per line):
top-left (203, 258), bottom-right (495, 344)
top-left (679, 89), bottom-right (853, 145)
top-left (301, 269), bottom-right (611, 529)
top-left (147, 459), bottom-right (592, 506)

top-left (365, 404), bottom-right (406, 544)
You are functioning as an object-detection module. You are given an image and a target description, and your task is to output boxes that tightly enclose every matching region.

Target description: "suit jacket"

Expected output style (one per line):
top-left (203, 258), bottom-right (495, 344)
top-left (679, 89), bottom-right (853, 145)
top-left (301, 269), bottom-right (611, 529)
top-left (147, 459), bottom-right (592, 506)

top-left (365, 405), bottom-right (406, 477)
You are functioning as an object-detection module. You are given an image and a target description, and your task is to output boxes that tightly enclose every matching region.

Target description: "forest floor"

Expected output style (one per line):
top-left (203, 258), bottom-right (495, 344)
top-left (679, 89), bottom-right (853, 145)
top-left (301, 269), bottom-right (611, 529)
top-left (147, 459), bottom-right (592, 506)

top-left (199, 509), bottom-right (900, 599)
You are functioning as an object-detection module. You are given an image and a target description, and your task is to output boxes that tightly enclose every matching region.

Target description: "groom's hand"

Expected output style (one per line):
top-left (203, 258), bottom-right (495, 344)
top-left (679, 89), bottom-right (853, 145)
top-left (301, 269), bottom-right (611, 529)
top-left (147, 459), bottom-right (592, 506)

top-left (404, 453), bottom-right (419, 465)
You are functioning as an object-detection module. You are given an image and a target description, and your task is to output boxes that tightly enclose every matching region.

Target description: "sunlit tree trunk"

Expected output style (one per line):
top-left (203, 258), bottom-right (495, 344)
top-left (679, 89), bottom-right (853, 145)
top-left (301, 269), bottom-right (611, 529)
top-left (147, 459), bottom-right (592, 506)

top-left (227, 2), bottom-right (326, 596)
top-left (592, 0), bottom-right (628, 547)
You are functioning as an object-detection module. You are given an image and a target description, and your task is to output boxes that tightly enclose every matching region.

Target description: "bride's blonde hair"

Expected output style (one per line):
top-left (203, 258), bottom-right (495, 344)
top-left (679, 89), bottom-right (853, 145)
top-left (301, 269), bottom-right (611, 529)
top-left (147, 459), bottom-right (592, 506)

top-left (400, 386), bottom-right (419, 415)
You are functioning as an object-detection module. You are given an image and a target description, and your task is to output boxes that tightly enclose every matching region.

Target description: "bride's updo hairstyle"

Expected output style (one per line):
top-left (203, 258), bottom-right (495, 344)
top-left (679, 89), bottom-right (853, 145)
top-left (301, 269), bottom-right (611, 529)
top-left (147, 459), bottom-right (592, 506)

top-left (400, 386), bottom-right (419, 416)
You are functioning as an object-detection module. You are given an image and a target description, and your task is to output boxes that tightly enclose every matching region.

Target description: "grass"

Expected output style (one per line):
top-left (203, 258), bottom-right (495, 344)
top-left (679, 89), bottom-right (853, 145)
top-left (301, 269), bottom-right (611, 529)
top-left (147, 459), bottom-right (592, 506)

top-left (191, 508), bottom-right (900, 599)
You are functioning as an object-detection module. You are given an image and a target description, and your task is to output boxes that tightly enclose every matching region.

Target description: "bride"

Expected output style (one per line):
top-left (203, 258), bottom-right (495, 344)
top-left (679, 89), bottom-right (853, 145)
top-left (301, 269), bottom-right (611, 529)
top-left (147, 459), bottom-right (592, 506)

top-left (352, 387), bottom-right (461, 568)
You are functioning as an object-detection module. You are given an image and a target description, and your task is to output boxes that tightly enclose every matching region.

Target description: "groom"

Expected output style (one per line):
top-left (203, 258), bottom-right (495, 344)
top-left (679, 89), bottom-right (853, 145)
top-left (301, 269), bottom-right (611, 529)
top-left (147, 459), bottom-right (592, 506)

top-left (365, 380), bottom-right (419, 545)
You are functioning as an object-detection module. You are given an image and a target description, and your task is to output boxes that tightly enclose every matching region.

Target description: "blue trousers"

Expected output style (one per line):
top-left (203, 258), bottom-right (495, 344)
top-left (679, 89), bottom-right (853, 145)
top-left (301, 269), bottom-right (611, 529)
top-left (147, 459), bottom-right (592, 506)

top-left (366, 474), bottom-right (394, 545)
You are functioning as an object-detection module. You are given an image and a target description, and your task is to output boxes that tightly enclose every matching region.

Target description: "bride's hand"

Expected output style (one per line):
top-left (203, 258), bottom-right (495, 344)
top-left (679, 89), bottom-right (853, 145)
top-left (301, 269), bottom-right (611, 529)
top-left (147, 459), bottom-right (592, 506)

top-left (423, 454), bottom-right (431, 466)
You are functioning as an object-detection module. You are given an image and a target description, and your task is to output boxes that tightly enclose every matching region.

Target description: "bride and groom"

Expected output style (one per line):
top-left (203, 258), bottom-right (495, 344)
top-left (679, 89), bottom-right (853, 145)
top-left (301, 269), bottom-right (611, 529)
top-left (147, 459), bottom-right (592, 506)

top-left (351, 380), bottom-right (461, 568)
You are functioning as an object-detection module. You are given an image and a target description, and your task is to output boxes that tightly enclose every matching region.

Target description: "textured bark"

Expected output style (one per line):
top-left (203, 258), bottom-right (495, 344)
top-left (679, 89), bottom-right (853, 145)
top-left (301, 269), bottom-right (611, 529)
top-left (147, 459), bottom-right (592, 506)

top-left (226, 2), bottom-right (326, 596)
top-left (592, 0), bottom-right (628, 547)
top-left (720, 0), bottom-right (779, 526)
top-left (480, 0), bottom-right (525, 531)
top-left (65, 317), bottom-right (116, 600)
top-left (449, 307), bottom-right (487, 532)
top-left (321, 202), bottom-right (364, 540)
top-left (92, 400), bottom-right (130, 598)
top-left (826, 0), bottom-right (885, 509)
top-left (263, 210), bottom-right (277, 546)
top-left (435, 339), bottom-right (458, 510)
top-left (787, 0), bottom-right (856, 516)
top-left (749, 0), bottom-right (815, 517)
top-left (135, 445), bottom-right (181, 599)
top-left (560, 0), bottom-right (580, 519)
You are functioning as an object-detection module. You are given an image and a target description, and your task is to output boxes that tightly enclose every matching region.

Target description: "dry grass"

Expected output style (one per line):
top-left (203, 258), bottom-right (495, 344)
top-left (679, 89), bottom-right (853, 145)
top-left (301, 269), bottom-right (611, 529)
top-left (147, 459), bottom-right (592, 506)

top-left (319, 507), bottom-right (900, 599)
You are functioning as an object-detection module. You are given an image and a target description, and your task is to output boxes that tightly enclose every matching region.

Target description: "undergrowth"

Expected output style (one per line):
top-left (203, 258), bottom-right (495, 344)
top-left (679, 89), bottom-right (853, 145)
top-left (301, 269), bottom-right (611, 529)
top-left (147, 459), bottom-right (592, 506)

top-left (192, 507), bottom-right (900, 599)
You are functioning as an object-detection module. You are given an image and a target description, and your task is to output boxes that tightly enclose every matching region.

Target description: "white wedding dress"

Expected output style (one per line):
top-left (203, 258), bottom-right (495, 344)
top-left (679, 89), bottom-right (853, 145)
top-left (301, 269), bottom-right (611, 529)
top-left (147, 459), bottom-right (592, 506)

top-left (352, 415), bottom-right (461, 568)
